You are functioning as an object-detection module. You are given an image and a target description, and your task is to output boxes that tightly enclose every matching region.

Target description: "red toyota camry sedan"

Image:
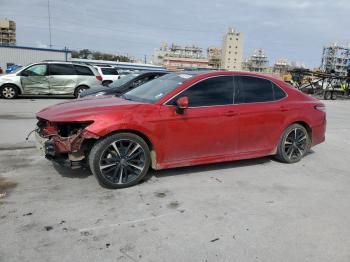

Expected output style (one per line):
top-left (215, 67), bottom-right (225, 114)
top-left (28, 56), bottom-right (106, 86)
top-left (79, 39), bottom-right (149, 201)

top-left (35, 71), bottom-right (326, 188)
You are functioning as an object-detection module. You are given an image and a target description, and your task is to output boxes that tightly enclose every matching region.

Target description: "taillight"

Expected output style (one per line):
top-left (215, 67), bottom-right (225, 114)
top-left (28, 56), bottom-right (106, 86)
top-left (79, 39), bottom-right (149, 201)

top-left (96, 75), bottom-right (102, 81)
top-left (315, 104), bottom-right (326, 113)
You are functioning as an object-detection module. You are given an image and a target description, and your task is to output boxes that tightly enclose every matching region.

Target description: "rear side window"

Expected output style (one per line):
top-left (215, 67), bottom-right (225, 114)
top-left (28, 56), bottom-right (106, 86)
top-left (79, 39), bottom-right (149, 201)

top-left (101, 68), bottom-right (119, 75)
top-left (74, 65), bottom-right (94, 76)
top-left (236, 76), bottom-right (274, 103)
top-left (49, 64), bottom-right (75, 75)
top-left (273, 83), bottom-right (287, 100)
top-left (171, 76), bottom-right (234, 107)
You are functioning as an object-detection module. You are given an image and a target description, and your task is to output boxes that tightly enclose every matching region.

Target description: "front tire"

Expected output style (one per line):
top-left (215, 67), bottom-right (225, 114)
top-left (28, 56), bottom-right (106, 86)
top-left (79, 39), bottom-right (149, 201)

top-left (1, 84), bottom-right (18, 99)
top-left (89, 133), bottom-right (151, 189)
top-left (276, 124), bottom-right (311, 163)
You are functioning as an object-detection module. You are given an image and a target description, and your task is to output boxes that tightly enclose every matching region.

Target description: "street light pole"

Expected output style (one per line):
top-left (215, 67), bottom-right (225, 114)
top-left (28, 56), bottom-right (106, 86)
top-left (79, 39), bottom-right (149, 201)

top-left (48, 0), bottom-right (52, 48)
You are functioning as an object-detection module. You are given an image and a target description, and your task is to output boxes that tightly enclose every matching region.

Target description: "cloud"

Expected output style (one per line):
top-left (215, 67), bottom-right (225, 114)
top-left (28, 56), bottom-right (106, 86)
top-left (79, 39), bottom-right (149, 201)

top-left (1, 0), bottom-right (349, 66)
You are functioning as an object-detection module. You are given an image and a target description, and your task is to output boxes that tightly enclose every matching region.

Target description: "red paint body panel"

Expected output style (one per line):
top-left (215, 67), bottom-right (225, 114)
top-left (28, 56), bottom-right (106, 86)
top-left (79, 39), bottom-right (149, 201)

top-left (36, 71), bottom-right (326, 170)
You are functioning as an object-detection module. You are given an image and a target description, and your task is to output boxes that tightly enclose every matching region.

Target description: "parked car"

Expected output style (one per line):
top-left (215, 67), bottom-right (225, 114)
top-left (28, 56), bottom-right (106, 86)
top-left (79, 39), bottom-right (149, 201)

top-left (0, 61), bottom-right (102, 99)
top-left (94, 65), bottom-right (120, 86)
top-left (79, 71), bottom-right (169, 98)
top-left (6, 64), bottom-right (22, 74)
top-left (35, 71), bottom-right (326, 189)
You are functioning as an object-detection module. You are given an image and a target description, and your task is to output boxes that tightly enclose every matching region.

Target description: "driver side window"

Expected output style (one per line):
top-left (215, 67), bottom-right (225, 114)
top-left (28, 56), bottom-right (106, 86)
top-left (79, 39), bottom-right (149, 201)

top-left (168, 75), bottom-right (234, 107)
top-left (22, 64), bottom-right (47, 76)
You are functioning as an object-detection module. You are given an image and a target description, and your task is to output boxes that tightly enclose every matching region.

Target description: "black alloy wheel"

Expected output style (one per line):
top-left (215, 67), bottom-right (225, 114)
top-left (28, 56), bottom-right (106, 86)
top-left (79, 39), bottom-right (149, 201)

top-left (89, 133), bottom-right (150, 188)
top-left (276, 124), bottom-right (310, 163)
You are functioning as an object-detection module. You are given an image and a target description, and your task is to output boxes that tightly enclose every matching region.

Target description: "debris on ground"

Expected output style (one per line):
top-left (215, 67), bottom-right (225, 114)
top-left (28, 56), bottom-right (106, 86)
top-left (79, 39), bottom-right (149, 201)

top-left (210, 238), bottom-right (220, 242)
top-left (44, 226), bottom-right (53, 231)
top-left (0, 192), bottom-right (6, 199)
top-left (23, 212), bottom-right (33, 216)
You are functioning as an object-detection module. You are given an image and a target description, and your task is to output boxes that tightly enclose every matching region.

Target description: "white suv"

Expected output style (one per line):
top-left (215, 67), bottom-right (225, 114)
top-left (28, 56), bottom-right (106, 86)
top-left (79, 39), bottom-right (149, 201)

top-left (94, 66), bottom-right (120, 86)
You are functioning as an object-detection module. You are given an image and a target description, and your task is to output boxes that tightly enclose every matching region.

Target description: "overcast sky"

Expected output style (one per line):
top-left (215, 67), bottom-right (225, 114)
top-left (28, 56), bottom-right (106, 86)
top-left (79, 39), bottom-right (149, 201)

top-left (1, 0), bottom-right (349, 67)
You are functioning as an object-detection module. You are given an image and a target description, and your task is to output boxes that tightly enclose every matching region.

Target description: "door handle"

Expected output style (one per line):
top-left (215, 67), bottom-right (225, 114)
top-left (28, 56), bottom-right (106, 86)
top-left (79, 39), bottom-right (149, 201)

top-left (279, 106), bottom-right (290, 112)
top-left (225, 111), bottom-right (238, 117)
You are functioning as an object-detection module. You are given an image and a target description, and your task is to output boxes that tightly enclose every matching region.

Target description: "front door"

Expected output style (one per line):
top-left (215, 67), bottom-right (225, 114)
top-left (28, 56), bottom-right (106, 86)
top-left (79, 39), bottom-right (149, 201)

top-left (20, 64), bottom-right (49, 95)
top-left (48, 63), bottom-right (77, 95)
top-left (158, 75), bottom-right (239, 165)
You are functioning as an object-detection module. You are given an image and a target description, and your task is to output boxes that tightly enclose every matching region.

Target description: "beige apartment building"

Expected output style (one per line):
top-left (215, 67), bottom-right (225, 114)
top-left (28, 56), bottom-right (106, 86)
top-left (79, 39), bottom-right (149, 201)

top-left (221, 28), bottom-right (243, 71)
top-left (0, 19), bottom-right (16, 45)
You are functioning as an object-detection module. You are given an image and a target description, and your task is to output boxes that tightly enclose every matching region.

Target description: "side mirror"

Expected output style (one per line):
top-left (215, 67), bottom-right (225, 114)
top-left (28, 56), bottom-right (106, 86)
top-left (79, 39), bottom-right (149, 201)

top-left (175, 96), bottom-right (189, 114)
top-left (21, 70), bottom-right (28, 77)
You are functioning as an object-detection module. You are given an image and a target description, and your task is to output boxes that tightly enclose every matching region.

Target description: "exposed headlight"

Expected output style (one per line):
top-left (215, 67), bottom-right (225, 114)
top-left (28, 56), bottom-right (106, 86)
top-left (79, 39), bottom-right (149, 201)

top-left (95, 92), bottom-right (107, 97)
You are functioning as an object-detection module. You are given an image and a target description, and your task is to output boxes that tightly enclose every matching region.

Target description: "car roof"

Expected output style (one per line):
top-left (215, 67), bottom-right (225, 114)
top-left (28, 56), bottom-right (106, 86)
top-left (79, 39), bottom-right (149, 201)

top-left (189, 70), bottom-right (283, 82)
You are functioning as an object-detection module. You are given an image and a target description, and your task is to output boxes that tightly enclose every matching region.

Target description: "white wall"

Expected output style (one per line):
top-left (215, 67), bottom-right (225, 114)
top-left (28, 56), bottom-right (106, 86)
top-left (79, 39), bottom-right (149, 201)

top-left (0, 46), bottom-right (71, 72)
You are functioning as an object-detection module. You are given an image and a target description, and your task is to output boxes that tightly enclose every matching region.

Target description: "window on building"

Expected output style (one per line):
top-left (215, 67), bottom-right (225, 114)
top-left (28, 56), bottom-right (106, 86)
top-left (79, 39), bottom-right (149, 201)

top-left (229, 45), bottom-right (231, 48)
top-left (169, 76), bottom-right (234, 107)
top-left (229, 51), bottom-right (231, 54)
top-left (49, 64), bottom-right (75, 75)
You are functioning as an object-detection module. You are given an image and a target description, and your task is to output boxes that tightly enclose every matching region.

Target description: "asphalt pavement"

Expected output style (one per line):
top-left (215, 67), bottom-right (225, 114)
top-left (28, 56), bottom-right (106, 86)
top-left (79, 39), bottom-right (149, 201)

top-left (0, 98), bottom-right (349, 262)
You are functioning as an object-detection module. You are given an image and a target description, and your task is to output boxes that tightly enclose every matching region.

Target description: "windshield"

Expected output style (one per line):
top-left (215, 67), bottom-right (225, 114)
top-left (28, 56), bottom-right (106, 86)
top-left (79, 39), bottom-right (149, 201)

top-left (109, 73), bottom-right (140, 89)
top-left (123, 73), bottom-right (195, 103)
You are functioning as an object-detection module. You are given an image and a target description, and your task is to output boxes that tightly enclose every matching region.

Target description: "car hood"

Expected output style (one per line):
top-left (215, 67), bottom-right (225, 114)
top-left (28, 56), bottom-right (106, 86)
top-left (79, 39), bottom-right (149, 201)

top-left (0, 73), bottom-right (17, 80)
top-left (37, 96), bottom-right (143, 122)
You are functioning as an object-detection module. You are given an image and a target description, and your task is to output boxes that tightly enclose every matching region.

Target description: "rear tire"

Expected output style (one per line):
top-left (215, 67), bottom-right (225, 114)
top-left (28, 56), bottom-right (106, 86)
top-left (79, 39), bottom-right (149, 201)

top-left (324, 91), bottom-right (331, 100)
top-left (89, 133), bottom-right (151, 189)
top-left (275, 124), bottom-right (311, 163)
top-left (74, 86), bottom-right (89, 98)
top-left (1, 84), bottom-right (18, 99)
top-left (331, 92), bottom-right (337, 100)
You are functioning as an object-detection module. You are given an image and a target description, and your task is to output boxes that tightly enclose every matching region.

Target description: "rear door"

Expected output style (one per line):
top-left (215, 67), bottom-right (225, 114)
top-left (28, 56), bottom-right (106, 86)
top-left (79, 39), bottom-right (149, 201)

top-left (234, 75), bottom-right (288, 153)
top-left (20, 64), bottom-right (49, 95)
top-left (48, 63), bottom-right (77, 95)
top-left (74, 65), bottom-right (99, 86)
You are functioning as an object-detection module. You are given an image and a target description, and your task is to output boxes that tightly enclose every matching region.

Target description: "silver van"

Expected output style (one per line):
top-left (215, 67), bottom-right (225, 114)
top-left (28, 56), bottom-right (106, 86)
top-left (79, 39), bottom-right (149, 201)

top-left (0, 61), bottom-right (103, 99)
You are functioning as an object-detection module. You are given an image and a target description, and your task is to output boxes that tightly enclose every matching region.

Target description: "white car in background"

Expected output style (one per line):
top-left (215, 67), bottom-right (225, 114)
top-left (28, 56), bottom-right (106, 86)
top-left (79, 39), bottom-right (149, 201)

top-left (94, 65), bottom-right (120, 86)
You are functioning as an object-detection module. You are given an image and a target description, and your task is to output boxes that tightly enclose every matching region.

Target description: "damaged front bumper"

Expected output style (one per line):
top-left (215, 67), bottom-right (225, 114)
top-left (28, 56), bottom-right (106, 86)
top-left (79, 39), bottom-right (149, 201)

top-left (35, 119), bottom-right (99, 168)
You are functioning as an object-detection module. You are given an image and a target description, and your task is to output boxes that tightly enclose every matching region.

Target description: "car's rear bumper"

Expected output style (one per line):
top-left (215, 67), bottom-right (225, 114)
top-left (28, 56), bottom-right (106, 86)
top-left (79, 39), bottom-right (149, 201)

top-left (311, 121), bottom-right (326, 147)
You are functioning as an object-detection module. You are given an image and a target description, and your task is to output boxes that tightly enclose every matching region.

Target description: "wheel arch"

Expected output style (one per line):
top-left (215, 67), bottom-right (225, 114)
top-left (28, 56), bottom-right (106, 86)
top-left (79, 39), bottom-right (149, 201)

top-left (273, 120), bottom-right (313, 154)
top-left (292, 121), bottom-right (312, 140)
top-left (102, 129), bottom-right (158, 169)
top-left (0, 83), bottom-right (22, 95)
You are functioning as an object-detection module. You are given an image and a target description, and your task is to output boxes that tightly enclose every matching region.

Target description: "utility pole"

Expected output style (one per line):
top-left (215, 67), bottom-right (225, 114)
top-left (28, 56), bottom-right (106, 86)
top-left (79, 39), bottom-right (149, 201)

top-left (48, 0), bottom-right (52, 48)
top-left (144, 54), bottom-right (147, 64)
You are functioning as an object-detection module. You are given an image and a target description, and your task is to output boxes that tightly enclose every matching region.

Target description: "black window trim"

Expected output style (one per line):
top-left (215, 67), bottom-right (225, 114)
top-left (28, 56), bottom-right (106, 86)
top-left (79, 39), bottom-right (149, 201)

top-left (163, 75), bottom-right (236, 108)
top-left (234, 75), bottom-right (288, 105)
